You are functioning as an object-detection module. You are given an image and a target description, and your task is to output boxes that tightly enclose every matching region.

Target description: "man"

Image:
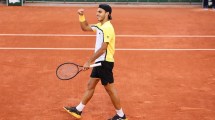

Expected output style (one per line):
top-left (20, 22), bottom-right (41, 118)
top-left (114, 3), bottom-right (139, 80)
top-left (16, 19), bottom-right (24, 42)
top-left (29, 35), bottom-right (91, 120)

top-left (63, 4), bottom-right (128, 120)
top-left (203, 0), bottom-right (209, 9)
top-left (212, 0), bottom-right (215, 9)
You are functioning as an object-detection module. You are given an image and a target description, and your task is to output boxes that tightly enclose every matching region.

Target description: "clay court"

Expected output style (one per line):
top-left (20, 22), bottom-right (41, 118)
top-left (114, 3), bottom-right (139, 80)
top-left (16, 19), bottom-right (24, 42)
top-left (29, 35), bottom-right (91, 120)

top-left (0, 4), bottom-right (215, 120)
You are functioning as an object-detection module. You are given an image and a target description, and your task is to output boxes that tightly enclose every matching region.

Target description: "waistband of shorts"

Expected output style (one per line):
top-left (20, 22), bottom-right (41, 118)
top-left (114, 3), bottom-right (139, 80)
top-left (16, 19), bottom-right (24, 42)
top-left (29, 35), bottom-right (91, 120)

top-left (95, 61), bottom-right (114, 64)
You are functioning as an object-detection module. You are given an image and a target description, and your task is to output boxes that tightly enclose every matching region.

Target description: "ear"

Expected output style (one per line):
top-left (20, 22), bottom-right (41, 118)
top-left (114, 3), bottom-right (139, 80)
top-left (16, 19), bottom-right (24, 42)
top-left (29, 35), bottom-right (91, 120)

top-left (106, 12), bottom-right (110, 16)
top-left (105, 12), bottom-right (110, 19)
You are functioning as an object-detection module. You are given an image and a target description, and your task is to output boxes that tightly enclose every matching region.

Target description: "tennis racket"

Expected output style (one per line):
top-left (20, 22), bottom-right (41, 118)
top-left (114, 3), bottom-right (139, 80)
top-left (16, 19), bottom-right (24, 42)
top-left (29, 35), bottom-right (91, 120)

top-left (56, 62), bottom-right (101, 80)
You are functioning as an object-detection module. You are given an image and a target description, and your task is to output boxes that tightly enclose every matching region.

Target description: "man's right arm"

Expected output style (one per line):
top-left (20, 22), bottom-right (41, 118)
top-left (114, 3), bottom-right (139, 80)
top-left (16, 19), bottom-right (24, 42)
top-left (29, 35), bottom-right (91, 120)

top-left (77, 9), bottom-right (93, 31)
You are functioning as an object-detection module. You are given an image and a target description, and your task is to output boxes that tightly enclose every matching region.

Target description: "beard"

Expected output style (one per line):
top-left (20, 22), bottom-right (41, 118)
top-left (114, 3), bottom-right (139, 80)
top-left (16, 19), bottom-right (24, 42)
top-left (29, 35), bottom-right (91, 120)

top-left (97, 16), bottom-right (105, 22)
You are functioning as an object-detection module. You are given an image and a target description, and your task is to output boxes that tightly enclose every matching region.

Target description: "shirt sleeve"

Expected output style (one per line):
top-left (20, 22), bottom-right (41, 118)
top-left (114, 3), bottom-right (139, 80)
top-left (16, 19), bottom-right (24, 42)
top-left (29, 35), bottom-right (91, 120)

top-left (90, 24), bottom-right (97, 32)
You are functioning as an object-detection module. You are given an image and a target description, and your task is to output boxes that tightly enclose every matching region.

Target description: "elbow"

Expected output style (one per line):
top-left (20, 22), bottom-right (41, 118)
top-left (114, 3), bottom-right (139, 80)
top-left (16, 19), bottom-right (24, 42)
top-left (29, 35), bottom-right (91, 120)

top-left (81, 28), bottom-right (87, 31)
top-left (101, 48), bottom-right (107, 53)
top-left (81, 27), bottom-right (87, 31)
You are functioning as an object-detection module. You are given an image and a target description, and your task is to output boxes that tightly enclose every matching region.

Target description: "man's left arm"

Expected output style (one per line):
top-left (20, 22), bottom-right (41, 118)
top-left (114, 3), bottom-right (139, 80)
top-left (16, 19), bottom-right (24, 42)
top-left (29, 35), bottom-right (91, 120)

top-left (83, 42), bottom-right (108, 70)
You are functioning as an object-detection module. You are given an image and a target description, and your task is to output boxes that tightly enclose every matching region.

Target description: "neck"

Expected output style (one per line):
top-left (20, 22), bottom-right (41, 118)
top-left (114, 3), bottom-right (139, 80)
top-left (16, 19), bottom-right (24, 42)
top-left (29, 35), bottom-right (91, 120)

top-left (100, 19), bottom-right (109, 25)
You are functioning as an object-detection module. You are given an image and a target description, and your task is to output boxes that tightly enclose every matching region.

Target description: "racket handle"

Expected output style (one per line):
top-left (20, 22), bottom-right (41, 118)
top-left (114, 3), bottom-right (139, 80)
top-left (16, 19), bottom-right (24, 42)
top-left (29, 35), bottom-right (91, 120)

top-left (90, 63), bottom-right (102, 68)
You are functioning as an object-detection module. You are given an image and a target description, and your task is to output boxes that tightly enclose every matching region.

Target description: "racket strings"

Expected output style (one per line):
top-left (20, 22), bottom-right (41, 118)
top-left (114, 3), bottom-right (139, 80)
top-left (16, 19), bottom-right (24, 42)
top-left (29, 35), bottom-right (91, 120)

top-left (57, 64), bottom-right (80, 80)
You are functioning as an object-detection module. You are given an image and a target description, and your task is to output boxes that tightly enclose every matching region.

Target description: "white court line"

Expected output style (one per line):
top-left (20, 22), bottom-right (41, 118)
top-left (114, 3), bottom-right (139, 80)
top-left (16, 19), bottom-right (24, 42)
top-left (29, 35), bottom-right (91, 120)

top-left (0, 34), bottom-right (215, 38)
top-left (1, 34), bottom-right (214, 51)
top-left (0, 47), bottom-right (215, 51)
top-left (0, 34), bottom-right (95, 37)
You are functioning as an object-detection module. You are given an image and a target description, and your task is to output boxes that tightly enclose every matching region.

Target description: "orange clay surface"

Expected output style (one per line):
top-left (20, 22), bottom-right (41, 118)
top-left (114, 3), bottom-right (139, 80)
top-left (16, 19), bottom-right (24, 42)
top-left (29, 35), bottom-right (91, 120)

top-left (0, 5), bottom-right (215, 120)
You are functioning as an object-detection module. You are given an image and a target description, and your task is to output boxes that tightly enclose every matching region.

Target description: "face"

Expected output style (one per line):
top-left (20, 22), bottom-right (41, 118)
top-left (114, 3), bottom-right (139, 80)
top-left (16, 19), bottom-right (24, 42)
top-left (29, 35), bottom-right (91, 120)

top-left (96, 8), bottom-right (108, 22)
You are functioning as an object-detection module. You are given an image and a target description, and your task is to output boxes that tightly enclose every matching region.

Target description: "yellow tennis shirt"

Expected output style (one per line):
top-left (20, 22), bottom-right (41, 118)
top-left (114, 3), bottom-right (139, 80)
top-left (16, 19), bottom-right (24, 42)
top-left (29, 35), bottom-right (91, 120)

top-left (91, 21), bottom-right (115, 62)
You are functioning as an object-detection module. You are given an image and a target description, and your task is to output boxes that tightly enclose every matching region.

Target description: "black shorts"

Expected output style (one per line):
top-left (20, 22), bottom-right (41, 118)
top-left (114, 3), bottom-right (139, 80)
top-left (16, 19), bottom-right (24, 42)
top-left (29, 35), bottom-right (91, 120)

top-left (90, 61), bottom-right (114, 85)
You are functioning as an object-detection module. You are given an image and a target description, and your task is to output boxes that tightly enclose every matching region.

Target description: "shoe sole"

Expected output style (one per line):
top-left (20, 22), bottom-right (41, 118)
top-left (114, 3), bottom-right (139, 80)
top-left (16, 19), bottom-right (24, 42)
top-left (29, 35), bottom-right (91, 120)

top-left (108, 118), bottom-right (128, 120)
top-left (63, 107), bottom-right (81, 119)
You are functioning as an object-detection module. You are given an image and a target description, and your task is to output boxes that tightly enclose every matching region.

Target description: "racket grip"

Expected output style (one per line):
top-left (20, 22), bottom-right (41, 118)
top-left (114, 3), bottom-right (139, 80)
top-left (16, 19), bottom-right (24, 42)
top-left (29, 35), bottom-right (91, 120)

top-left (90, 63), bottom-right (102, 68)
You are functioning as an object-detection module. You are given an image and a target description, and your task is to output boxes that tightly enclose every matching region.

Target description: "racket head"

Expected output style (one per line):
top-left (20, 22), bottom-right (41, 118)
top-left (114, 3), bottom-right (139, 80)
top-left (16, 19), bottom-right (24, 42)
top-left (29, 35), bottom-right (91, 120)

top-left (56, 62), bottom-right (82, 80)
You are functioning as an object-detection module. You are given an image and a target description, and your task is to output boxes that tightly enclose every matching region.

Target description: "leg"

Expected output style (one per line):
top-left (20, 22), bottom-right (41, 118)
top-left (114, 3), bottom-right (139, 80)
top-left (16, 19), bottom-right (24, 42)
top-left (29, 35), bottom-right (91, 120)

top-left (81, 77), bottom-right (100, 105)
top-left (104, 83), bottom-right (128, 120)
top-left (104, 83), bottom-right (121, 110)
top-left (63, 78), bottom-right (100, 119)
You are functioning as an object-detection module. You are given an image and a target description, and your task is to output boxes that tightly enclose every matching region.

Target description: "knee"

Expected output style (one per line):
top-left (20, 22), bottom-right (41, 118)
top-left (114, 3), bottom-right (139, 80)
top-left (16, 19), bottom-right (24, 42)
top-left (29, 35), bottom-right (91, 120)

top-left (105, 87), bottom-right (111, 93)
top-left (87, 81), bottom-right (96, 91)
top-left (104, 86), bottom-right (115, 95)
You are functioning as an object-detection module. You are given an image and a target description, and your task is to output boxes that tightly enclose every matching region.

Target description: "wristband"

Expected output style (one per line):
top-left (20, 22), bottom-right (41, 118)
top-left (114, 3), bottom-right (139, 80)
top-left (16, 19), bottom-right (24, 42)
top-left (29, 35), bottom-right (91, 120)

top-left (79, 15), bottom-right (86, 22)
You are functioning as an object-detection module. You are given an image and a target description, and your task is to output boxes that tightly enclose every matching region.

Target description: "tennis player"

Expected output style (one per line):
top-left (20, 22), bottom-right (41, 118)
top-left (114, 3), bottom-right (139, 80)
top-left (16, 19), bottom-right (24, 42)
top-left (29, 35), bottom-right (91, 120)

top-left (203, 0), bottom-right (209, 9)
top-left (63, 4), bottom-right (128, 120)
top-left (212, 0), bottom-right (215, 9)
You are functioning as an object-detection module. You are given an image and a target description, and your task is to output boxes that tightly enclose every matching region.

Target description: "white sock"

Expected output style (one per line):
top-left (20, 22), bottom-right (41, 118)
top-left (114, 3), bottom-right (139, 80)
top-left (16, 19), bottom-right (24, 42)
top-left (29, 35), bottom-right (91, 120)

top-left (76, 102), bottom-right (85, 112)
top-left (116, 108), bottom-right (124, 117)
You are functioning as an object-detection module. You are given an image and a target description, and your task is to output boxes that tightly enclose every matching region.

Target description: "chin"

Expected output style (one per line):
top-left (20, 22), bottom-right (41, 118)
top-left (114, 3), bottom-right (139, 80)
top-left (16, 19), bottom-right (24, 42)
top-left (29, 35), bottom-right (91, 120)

top-left (97, 18), bottom-right (103, 22)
